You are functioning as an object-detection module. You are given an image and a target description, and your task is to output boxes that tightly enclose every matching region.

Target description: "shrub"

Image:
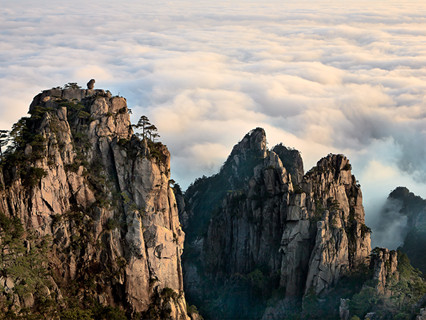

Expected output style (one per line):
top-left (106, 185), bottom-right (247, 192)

top-left (343, 163), bottom-right (352, 171)
top-left (106, 218), bottom-right (119, 231)
top-left (0, 211), bottom-right (24, 241)
top-left (294, 184), bottom-right (304, 194)
top-left (21, 167), bottom-right (47, 188)
top-left (161, 287), bottom-right (178, 302)
top-left (63, 83), bottom-right (81, 89)
top-left (60, 307), bottom-right (93, 320)
top-left (349, 286), bottom-right (379, 318)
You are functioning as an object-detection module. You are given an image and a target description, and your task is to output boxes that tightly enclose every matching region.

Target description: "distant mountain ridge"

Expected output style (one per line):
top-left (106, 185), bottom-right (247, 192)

top-left (383, 187), bottom-right (426, 274)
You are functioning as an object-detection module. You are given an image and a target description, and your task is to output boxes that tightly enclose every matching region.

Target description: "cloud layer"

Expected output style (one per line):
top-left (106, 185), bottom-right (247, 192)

top-left (1, 0), bottom-right (426, 244)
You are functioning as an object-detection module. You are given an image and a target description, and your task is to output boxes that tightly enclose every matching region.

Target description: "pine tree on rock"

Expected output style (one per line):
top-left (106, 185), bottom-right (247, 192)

top-left (0, 130), bottom-right (9, 158)
top-left (133, 115), bottom-right (151, 139)
top-left (133, 116), bottom-right (161, 142)
top-left (146, 124), bottom-right (158, 141)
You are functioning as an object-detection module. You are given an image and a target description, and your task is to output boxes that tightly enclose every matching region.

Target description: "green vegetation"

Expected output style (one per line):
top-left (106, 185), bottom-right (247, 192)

top-left (189, 265), bottom-right (282, 320)
top-left (0, 103), bottom-right (57, 188)
top-left (29, 105), bottom-right (55, 119)
top-left (63, 82), bottom-right (81, 89)
top-left (301, 269), bottom-right (372, 320)
top-left (147, 139), bottom-right (168, 165)
top-left (187, 304), bottom-right (204, 319)
top-left (347, 251), bottom-right (426, 320)
top-left (310, 199), bottom-right (324, 223)
top-left (349, 286), bottom-right (380, 317)
top-left (60, 100), bottom-right (91, 122)
top-left (0, 212), bottom-right (54, 317)
top-left (343, 163), bottom-right (352, 171)
top-left (293, 184), bottom-right (304, 194)
top-left (141, 287), bottom-right (182, 320)
top-left (58, 300), bottom-right (127, 320)
top-left (360, 224), bottom-right (372, 237)
top-left (20, 166), bottom-right (47, 188)
top-left (105, 218), bottom-right (119, 231)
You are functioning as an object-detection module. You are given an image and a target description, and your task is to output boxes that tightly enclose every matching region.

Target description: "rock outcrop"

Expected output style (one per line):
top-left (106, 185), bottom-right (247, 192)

top-left (0, 86), bottom-right (189, 318)
top-left (370, 248), bottom-right (399, 294)
top-left (87, 79), bottom-right (96, 89)
top-left (182, 128), bottom-right (371, 319)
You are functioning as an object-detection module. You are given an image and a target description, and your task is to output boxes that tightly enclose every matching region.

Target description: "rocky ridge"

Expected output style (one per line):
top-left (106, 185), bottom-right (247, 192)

top-left (181, 128), bottom-right (426, 320)
top-left (0, 86), bottom-right (190, 319)
top-left (182, 128), bottom-right (372, 319)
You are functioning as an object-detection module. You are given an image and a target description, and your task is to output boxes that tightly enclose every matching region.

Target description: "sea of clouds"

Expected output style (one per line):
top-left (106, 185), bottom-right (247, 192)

top-left (1, 0), bottom-right (426, 247)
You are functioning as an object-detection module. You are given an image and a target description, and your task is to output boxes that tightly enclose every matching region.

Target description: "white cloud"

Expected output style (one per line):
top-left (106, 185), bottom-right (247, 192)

top-left (2, 0), bottom-right (426, 244)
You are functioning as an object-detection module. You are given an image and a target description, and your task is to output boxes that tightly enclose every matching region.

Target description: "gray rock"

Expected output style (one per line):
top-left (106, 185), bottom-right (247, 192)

top-left (5, 277), bottom-right (14, 290)
top-left (417, 308), bottom-right (426, 320)
top-left (365, 312), bottom-right (376, 320)
top-left (339, 298), bottom-right (350, 320)
top-left (21, 293), bottom-right (35, 308)
top-left (87, 78), bottom-right (95, 89)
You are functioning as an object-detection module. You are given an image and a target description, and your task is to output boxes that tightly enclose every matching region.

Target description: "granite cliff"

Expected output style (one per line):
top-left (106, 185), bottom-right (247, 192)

top-left (180, 128), bottom-right (425, 320)
top-left (0, 85), bottom-right (191, 319)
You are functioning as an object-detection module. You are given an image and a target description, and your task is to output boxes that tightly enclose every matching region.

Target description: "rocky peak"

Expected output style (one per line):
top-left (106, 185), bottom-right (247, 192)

top-left (219, 127), bottom-right (268, 188)
top-left (182, 129), bottom-right (372, 320)
top-left (389, 186), bottom-right (411, 199)
top-left (272, 143), bottom-right (304, 185)
top-left (388, 186), bottom-right (426, 217)
top-left (0, 86), bottom-right (190, 319)
top-left (30, 87), bottom-right (111, 110)
top-left (228, 127), bottom-right (268, 160)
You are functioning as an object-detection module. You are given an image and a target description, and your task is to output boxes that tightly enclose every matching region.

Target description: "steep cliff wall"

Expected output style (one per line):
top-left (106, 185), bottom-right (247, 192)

top-left (182, 128), bottom-right (371, 319)
top-left (0, 87), bottom-right (189, 319)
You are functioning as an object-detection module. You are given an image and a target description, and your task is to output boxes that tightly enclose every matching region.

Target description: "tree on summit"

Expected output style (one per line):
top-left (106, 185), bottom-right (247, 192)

top-left (146, 124), bottom-right (159, 142)
top-left (133, 116), bottom-right (160, 142)
top-left (133, 115), bottom-right (150, 139)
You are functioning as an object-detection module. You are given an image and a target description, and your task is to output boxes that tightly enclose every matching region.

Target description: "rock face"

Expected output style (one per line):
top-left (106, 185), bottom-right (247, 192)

top-left (417, 308), bottom-right (426, 320)
top-left (182, 128), bottom-right (371, 319)
top-left (370, 248), bottom-right (399, 294)
top-left (0, 87), bottom-right (189, 318)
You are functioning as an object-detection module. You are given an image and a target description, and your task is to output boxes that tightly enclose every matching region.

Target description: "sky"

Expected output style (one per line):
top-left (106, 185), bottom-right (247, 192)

top-left (1, 0), bottom-right (426, 247)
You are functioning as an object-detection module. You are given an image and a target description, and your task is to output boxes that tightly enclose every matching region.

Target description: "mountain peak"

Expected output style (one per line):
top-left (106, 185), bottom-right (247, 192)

top-left (0, 85), bottom-right (189, 318)
top-left (272, 143), bottom-right (304, 185)
top-left (229, 127), bottom-right (267, 158)
top-left (389, 186), bottom-right (411, 199)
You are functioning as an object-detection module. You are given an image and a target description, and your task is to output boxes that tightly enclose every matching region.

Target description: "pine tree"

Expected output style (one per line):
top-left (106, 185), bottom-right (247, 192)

top-left (145, 124), bottom-right (158, 140)
top-left (133, 116), bottom-right (151, 139)
top-left (0, 130), bottom-right (9, 158)
top-left (133, 116), bottom-right (161, 142)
